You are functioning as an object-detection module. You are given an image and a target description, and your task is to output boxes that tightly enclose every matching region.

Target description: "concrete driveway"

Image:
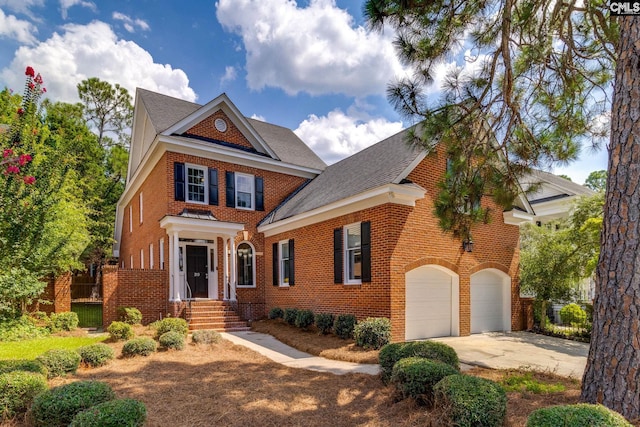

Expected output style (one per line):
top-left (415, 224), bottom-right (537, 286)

top-left (432, 331), bottom-right (588, 378)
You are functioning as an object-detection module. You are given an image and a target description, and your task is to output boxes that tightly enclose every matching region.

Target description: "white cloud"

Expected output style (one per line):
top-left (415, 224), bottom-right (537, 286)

top-left (0, 8), bottom-right (38, 45)
top-left (220, 65), bottom-right (237, 86)
top-left (250, 113), bottom-right (265, 121)
top-left (112, 12), bottom-right (150, 33)
top-left (295, 107), bottom-right (404, 164)
top-left (59, 0), bottom-right (96, 19)
top-left (0, 0), bottom-right (43, 17)
top-left (0, 21), bottom-right (196, 103)
top-left (216, 0), bottom-right (407, 97)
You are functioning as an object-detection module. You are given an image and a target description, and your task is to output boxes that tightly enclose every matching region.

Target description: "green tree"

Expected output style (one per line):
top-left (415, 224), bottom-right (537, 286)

top-left (584, 169), bottom-right (607, 192)
top-left (520, 194), bottom-right (603, 327)
top-left (364, 1), bottom-right (640, 418)
top-left (77, 77), bottom-right (133, 147)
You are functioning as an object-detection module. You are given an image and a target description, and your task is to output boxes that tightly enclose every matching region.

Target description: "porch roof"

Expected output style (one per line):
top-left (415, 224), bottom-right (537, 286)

top-left (160, 213), bottom-right (245, 239)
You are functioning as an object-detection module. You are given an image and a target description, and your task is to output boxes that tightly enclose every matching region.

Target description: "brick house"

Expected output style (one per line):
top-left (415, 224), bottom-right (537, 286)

top-left (113, 88), bottom-right (537, 341)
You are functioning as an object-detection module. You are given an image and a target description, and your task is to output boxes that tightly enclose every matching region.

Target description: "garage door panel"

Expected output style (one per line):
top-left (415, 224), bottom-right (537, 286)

top-left (471, 270), bottom-right (508, 334)
top-left (406, 267), bottom-right (453, 340)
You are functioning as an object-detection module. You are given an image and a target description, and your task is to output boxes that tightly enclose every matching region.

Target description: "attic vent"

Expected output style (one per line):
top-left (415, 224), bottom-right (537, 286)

top-left (214, 118), bottom-right (227, 132)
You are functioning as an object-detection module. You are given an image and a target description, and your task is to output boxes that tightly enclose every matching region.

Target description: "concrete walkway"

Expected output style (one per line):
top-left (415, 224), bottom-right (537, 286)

top-left (221, 330), bottom-right (588, 379)
top-left (433, 331), bottom-right (588, 378)
top-left (221, 331), bottom-right (380, 375)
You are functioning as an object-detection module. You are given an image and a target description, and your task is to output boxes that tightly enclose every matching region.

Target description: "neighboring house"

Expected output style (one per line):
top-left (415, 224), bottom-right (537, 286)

top-left (113, 88), bottom-right (527, 342)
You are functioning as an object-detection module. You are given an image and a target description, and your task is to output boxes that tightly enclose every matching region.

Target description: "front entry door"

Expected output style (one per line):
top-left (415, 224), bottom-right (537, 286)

top-left (186, 246), bottom-right (208, 298)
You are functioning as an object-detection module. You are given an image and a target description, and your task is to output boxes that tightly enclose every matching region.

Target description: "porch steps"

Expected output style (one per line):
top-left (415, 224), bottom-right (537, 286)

top-left (186, 301), bottom-right (250, 332)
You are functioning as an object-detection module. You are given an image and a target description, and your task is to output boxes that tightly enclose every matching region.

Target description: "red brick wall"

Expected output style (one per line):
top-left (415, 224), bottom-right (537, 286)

top-left (35, 273), bottom-right (72, 314)
top-left (102, 266), bottom-right (169, 327)
top-left (264, 147), bottom-right (521, 341)
top-left (186, 110), bottom-right (255, 151)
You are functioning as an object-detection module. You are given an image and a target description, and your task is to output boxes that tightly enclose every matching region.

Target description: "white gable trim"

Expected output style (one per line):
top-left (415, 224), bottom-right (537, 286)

top-left (258, 183), bottom-right (426, 237)
top-left (393, 151), bottom-right (427, 184)
top-left (162, 93), bottom-right (279, 160)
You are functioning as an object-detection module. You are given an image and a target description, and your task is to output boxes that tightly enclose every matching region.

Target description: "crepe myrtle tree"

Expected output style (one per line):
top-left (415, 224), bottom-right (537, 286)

top-left (365, 0), bottom-right (640, 419)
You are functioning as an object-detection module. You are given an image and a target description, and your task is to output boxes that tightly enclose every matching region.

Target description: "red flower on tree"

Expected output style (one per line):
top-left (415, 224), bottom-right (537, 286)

top-left (23, 176), bottom-right (35, 185)
top-left (25, 66), bottom-right (35, 77)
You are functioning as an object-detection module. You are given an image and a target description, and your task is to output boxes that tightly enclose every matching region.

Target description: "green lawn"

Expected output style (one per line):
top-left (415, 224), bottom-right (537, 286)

top-left (0, 335), bottom-right (108, 360)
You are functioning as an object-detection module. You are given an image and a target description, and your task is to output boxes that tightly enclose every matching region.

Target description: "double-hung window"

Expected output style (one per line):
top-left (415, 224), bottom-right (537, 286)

top-left (235, 173), bottom-right (254, 209)
top-left (334, 222), bottom-right (371, 285)
top-left (174, 162), bottom-right (219, 206)
top-left (187, 165), bottom-right (206, 203)
top-left (280, 240), bottom-right (290, 286)
top-left (344, 223), bottom-right (362, 284)
top-left (272, 239), bottom-right (295, 287)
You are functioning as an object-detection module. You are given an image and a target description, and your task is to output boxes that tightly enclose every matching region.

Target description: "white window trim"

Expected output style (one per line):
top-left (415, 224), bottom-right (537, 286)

top-left (139, 192), bottom-right (143, 224)
top-left (130, 255), bottom-right (133, 269)
top-left (149, 243), bottom-right (154, 269)
top-left (235, 172), bottom-right (255, 211)
top-left (344, 222), bottom-right (362, 285)
top-left (140, 249), bottom-right (145, 269)
top-left (160, 238), bottom-right (165, 270)
top-left (279, 239), bottom-right (290, 287)
top-left (128, 205), bottom-right (132, 233)
top-left (186, 163), bottom-right (207, 205)
top-left (236, 241), bottom-right (256, 288)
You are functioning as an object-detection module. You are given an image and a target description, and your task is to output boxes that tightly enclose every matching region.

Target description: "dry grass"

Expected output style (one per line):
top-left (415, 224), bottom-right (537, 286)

top-left (251, 319), bottom-right (379, 364)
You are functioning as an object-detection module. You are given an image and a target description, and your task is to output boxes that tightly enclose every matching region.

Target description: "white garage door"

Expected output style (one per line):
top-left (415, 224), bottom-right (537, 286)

top-left (471, 270), bottom-right (507, 333)
top-left (406, 266), bottom-right (452, 340)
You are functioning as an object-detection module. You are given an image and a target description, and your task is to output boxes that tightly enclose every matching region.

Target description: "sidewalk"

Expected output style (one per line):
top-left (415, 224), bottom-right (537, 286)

top-left (221, 330), bottom-right (380, 375)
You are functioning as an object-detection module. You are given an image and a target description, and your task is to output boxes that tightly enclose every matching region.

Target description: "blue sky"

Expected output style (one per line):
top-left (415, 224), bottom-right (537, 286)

top-left (0, 0), bottom-right (607, 183)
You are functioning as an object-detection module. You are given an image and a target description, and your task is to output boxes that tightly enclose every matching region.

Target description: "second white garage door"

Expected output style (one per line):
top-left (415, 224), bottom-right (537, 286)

top-left (471, 270), bottom-right (510, 333)
top-left (405, 266), bottom-right (456, 340)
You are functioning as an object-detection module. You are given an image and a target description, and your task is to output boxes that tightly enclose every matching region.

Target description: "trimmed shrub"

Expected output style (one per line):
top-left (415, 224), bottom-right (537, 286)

top-left (0, 359), bottom-right (47, 376)
top-left (390, 357), bottom-right (459, 404)
top-left (36, 349), bottom-right (81, 378)
top-left (295, 309), bottom-right (314, 330)
top-left (155, 317), bottom-right (189, 338)
top-left (159, 331), bottom-right (185, 350)
top-left (30, 380), bottom-right (115, 427)
top-left (0, 315), bottom-right (49, 341)
top-left (379, 341), bottom-right (460, 383)
top-left (0, 371), bottom-right (48, 419)
top-left (117, 307), bottom-right (143, 325)
top-left (434, 374), bottom-right (507, 427)
top-left (268, 307), bottom-right (284, 320)
top-left (354, 317), bottom-right (391, 349)
top-left (192, 329), bottom-right (221, 345)
top-left (77, 343), bottom-right (115, 367)
top-left (527, 403), bottom-right (632, 427)
top-left (70, 398), bottom-right (147, 427)
top-left (107, 321), bottom-right (134, 341)
top-left (49, 312), bottom-right (79, 332)
top-left (315, 313), bottom-right (335, 335)
top-left (333, 314), bottom-right (357, 339)
top-left (559, 303), bottom-right (587, 327)
top-left (122, 337), bottom-right (157, 357)
top-left (284, 308), bottom-right (299, 326)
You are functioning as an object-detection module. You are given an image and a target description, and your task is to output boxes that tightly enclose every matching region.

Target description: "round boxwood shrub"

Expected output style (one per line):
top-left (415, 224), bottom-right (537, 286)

top-left (107, 321), bottom-right (134, 341)
top-left (30, 380), bottom-right (116, 427)
top-left (70, 398), bottom-right (147, 427)
top-left (122, 337), bottom-right (157, 357)
top-left (0, 359), bottom-right (47, 376)
top-left (117, 307), bottom-right (143, 325)
top-left (49, 312), bottom-right (79, 332)
top-left (284, 308), bottom-right (299, 326)
top-left (159, 331), bottom-right (185, 350)
top-left (0, 371), bottom-right (48, 419)
top-left (77, 343), bottom-right (115, 367)
top-left (268, 307), bottom-right (284, 320)
top-left (560, 303), bottom-right (588, 327)
top-left (333, 314), bottom-right (357, 339)
top-left (315, 313), bottom-right (335, 335)
top-left (192, 329), bottom-right (221, 345)
top-left (379, 341), bottom-right (460, 383)
top-left (295, 309), bottom-right (315, 330)
top-left (390, 357), bottom-right (459, 404)
top-left (434, 374), bottom-right (507, 427)
top-left (354, 317), bottom-right (391, 349)
top-left (527, 403), bottom-right (632, 427)
top-left (155, 317), bottom-right (188, 338)
top-left (36, 349), bottom-right (81, 378)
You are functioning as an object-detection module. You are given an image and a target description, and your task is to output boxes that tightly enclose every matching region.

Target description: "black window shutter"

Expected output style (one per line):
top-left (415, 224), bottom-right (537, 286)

top-left (288, 239), bottom-right (295, 286)
top-left (208, 168), bottom-right (218, 206)
top-left (174, 162), bottom-right (185, 201)
top-left (361, 221), bottom-right (371, 283)
top-left (333, 228), bottom-right (343, 284)
top-left (272, 242), bottom-right (279, 286)
top-left (255, 177), bottom-right (264, 211)
top-left (225, 171), bottom-right (235, 207)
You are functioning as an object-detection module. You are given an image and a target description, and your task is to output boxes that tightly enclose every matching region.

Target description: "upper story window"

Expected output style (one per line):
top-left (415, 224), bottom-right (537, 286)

top-left (174, 162), bottom-right (218, 206)
top-left (235, 173), bottom-right (254, 209)
top-left (237, 242), bottom-right (255, 287)
top-left (225, 172), bottom-right (264, 211)
top-left (187, 165), bottom-right (206, 203)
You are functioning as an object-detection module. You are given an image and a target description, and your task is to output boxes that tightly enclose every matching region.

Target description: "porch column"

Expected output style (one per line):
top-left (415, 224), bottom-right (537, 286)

top-left (172, 232), bottom-right (181, 302)
top-left (230, 237), bottom-right (237, 301)
top-left (223, 237), bottom-right (229, 300)
top-left (168, 232), bottom-right (174, 301)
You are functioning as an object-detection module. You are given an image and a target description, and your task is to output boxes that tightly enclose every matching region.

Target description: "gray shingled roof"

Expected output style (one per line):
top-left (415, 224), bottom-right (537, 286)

top-left (136, 88), bottom-right (326, 170)
top-left (524, 169), bottom-right (595, 203)
top-left (262, 128), bottom-right (425, 224)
